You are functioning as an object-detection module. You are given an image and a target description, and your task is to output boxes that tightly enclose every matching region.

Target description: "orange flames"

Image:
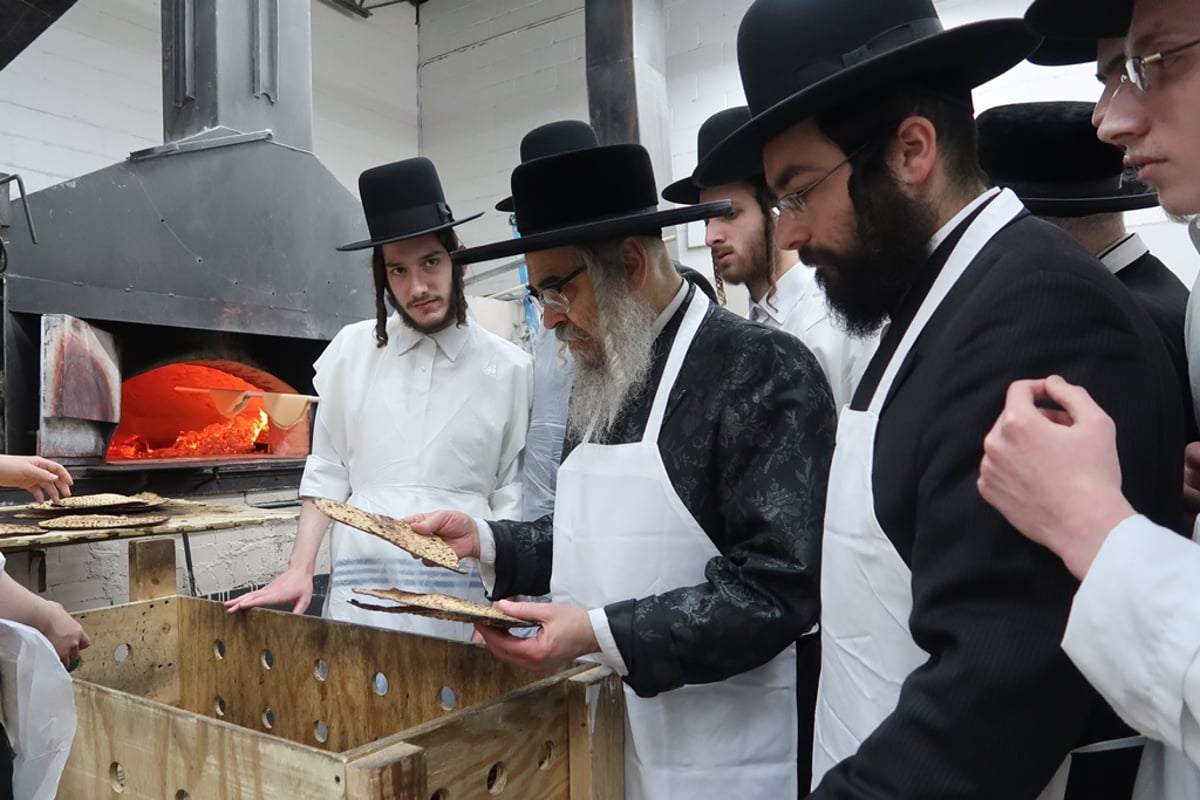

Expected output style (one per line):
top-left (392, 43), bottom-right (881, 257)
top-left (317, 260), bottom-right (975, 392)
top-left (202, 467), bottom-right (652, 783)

top-left (108, 409), bottom-right (270, 460)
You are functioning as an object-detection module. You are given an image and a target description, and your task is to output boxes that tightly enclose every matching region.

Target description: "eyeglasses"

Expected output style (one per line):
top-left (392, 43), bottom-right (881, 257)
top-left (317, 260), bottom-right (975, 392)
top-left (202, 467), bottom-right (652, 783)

top-left (526, 264), bottom-right (587, 314)
top-left (1122, 37), bottom-right (1200, 92)
top-left (770, 146), bottom-right (865, 219)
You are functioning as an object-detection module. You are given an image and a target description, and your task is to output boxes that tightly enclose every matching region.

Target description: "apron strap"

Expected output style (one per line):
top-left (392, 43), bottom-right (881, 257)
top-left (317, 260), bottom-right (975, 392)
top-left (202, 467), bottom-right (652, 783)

top-left (866, 188), bottom-right (1025, 415)
top-left (644, 289), bottom-right (709, 443)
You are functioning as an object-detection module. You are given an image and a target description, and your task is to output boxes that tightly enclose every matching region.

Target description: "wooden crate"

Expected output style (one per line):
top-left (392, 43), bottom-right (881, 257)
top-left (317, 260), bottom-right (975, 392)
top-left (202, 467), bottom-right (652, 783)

top-left (61, 597), bottom-right (624, 799)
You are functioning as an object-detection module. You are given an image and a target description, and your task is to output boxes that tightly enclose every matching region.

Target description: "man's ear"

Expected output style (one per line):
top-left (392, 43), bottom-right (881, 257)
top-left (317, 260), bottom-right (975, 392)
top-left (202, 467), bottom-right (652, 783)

top-left (622, 237), bottom-right (650, 291)
top-left (889, 115), bottom-right (938, 189)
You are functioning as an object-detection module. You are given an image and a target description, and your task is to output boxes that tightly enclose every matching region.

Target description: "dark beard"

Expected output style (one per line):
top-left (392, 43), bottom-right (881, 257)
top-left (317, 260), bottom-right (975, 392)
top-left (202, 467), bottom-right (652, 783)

top-left (802, 173), bottom-right (937, 337)
top-left (396, 297), bottom-right (457, 334)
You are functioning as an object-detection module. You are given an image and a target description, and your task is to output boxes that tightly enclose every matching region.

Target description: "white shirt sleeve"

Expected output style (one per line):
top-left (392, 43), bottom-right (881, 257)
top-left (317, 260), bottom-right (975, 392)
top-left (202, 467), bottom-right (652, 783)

top-left (588, 607), bottom-right (630, 676)
top-left (1062, 514), bottom-right (1200, 766)
top-left (297, 407), bottom-right (351, 502)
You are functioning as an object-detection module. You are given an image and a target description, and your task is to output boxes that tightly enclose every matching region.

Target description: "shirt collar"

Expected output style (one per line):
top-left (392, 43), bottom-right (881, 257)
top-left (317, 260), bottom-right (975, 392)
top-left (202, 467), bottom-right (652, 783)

top-left (751, 260), bottom-right (810, 325)
top-left (929, 187), bottom-right (1000, 253)
top-left (391, 313), bottom-right (472, 362)
top-left (653, 280), bottom-right (690, 336)
top-left (1097, 233), bottom-right (1148, 275)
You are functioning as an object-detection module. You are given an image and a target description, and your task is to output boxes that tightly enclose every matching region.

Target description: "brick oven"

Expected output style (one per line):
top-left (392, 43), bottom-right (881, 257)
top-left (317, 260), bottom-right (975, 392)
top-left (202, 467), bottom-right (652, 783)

top-left (0, 0), bottom-right (374, 501)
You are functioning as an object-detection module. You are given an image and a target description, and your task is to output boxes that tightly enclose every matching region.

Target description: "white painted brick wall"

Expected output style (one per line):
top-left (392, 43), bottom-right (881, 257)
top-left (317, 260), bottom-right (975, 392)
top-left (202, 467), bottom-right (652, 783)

top-left (416, 0), bottom-right (587, 297)
top-left (0, 0), bottom-right (420, 196)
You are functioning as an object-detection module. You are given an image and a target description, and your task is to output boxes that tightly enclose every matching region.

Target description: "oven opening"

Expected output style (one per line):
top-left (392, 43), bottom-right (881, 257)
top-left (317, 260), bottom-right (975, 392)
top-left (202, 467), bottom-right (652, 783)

top-left (106, 361), bottom-right (312, 463)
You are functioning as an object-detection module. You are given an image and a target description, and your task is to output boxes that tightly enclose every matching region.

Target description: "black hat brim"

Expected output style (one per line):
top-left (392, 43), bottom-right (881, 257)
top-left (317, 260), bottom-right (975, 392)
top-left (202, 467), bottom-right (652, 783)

top-left (452, 201), bottom-right (731, 266)
top-left (1022, 188), bottom-right (1159, 217)
top-left (695, 19), bottom-right (1039, 187)
top-left (495, 196), bottom-right (515, 212)
top-left (661, 175), bottom-right (702, 205)
top-left (1028, 37), bottom-right (1097, 66)
top-left (336, 212), bottom-right (484, 252)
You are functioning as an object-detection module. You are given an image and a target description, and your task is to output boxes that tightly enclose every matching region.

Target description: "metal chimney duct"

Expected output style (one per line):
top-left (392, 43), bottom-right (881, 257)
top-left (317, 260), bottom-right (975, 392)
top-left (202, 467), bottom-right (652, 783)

top-left (162, 0), bottom-right (313, 150)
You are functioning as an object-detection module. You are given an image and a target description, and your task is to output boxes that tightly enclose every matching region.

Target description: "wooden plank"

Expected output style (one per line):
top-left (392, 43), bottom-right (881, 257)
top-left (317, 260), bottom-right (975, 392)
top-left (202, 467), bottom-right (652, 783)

top-left (342, 741), bottom-right (426, 800)
top-left (61, 681), bottom-right (350, 800)
top-left (565, 666), bottom-right (625, 800)
top-left (176, 598), bottom-right (553, 754)
top-left (0, 500), bottom-right (297, 551)
top-left (361, 676), bottom-right (573, 800)
top-left (72, 598), bottom-right (181, 705)
top-left (128, 538), bottom-right (177, 600)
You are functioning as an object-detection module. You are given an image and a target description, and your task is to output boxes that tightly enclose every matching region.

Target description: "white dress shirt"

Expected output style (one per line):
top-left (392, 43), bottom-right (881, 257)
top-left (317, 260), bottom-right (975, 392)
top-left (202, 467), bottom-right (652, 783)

top-left (749, 261), bottom-right (877, 412)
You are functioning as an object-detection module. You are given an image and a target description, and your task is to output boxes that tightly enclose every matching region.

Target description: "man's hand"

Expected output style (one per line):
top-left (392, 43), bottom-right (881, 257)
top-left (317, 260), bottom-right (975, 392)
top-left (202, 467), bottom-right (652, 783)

top-left (404, 510), bottom-right (481, 561)
top-left (38, 600), bottom-right (90, 669)
top-left (1183, 442), bottom-right (1200, 516)
top-left (979, 375), bottom-right (1136, 579)
top-left (224, 566), bottom-right (314, 615)
top-left (0, 455), bottom-right (73, 502)
top-left (474, 600), bottom-right (599, 674)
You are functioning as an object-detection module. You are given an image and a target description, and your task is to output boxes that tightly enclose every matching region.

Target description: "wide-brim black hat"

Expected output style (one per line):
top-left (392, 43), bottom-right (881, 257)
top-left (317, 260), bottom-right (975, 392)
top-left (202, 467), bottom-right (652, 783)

top-left (337, 157), bottom-right (481, 251)
top-left (453, 144), bottom-right (731, 266)
top-left (495, 121), bottom-right (600, 212)
top-left (1025, 0), bottom-right (1131, 66)
top-left (695, 0), bottom-right (1040, 187)
top-left (663, 107), bottom-right (753, 204)
top-left (977, 101), bottom-right (1157, 217)
top-left (1024, 0), bottom-right (1131, 39)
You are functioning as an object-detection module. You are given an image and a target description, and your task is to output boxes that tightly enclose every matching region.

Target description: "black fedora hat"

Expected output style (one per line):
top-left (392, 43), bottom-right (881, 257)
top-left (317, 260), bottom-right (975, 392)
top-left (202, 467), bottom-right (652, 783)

top-left (1025, 0), bottom-right (1131, 66)
top-left (337, 157), bottom-right (482, 252)
top-left (496, 121), bottom-right (600, 212)
top-left (977, 101), bottom-right (1157, 217)
top-left (1024, 0), bottom-right (1131, 39)
top-left (663, 107), bottom-right (753, 204)
top-left (695, 0), bottom-right (1039, 187)
top-left (453, 144), bottom-right (731, 266)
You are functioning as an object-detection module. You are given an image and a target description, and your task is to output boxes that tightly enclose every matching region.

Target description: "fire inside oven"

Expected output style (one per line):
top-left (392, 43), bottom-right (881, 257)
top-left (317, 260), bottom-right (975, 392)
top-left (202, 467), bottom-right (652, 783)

top-left (106, 362), bottom-right (311, 462)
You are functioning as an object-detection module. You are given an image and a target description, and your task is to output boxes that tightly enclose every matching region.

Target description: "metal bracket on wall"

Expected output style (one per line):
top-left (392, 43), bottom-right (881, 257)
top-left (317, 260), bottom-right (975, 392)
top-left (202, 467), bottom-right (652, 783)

top-left (319, 0), bottom-right (426, 21)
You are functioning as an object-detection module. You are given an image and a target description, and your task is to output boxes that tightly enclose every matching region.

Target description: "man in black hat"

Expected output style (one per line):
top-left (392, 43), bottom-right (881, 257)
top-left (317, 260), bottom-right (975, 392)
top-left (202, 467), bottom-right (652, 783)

top-left (667, 107), bottom-right (875, 413)
top-left (507, 120), bottom-right (717, 519)
top-left (407, 142), bottom-right (834, 799)
top-left (978, 0), bottom-right (1200, 792)
top-left (977, 100), bottom-right (1194, 442)
top-left (226, 157), bottom-right (533, 643)
top-left (696, 0), bottom-right (1183, 797)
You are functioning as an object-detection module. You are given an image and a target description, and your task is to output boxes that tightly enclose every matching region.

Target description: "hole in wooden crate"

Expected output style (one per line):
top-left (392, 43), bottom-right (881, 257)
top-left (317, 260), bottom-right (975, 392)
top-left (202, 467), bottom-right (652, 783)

top-left (260, 649), bottom-right (274, 670)
top-left (109, 761), bottom-right (126, 792)
top-left (314, 720), bottom-right (329, 744)
top-left (429, 790), bottom-right (449, 800)
top-left (214, 696), bottom-right (226, 717)
top-left (213, 639), bottom-right (226, 660)
top-left (114, 643), bottom-right (131, 663)
top-left (373, 672), bottom-right (389, 696)
top-left (261, 707), bottom-right (276, 730)
top-left (439, 685), bottom-right (457, 711)
top-left (486, 762), bottom-right (507, 794)
top-left (538, 740), bottom-right (554, 770)
top-left (314, 658), bottom-right (328, 682)
top-left (175, 791), bottom-right (190, 800)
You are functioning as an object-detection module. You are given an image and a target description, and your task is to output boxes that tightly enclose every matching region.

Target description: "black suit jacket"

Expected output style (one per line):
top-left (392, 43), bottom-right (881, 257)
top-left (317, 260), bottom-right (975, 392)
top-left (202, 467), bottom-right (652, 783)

top-left (1111, 247), bottom-right (1196, 443)
top-left (812, 213), bottom-right (1184, 799)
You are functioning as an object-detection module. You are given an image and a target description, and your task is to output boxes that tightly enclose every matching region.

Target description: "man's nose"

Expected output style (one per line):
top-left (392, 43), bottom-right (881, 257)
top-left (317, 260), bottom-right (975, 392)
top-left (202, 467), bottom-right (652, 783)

top-left (774, 213), bottom-right (810, 252)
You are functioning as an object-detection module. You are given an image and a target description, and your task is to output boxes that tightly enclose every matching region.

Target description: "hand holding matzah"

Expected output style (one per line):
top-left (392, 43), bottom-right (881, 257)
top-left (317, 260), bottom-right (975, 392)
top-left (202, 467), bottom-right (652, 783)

top-left (402, 509), bottom-right (480, 562)
top-left (473, 600), bottom-right (600, 674)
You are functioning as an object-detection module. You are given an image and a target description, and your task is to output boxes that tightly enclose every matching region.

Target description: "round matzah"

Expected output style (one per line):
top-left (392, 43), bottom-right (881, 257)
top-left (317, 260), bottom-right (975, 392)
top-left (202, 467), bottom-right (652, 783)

top-left (37, 514), bottom-right (169, 530)
top-left (314, 497), bottom-right (465, 574)
top-left (351, 587), bottom-right (537, 628)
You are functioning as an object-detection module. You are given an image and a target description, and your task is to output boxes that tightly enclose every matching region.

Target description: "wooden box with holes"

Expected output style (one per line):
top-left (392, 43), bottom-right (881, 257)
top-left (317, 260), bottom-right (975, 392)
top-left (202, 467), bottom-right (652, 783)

top-left (59, 596), bottom-right (625, 799)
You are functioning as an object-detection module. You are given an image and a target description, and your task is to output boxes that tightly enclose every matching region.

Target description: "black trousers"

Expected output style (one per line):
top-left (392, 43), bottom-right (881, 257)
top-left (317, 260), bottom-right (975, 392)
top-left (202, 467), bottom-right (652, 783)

top-left (0, 722), bottom-right (13, 800)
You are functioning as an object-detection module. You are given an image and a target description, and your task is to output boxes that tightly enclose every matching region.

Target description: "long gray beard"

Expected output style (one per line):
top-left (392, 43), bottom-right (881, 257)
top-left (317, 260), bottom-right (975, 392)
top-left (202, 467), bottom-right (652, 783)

top-left (564, 286), bottom-right (657, 443)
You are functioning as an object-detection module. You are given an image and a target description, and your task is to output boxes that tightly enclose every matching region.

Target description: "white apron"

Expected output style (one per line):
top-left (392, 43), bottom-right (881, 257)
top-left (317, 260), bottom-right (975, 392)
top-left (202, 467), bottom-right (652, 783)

top-left (550, 290), bottom-right (798, 800)
top-left (0, 620), bottom-right (77, 800)
top-left (322, 334), bottom-right (501, 641)
top-left (813, 189), bottom-right (1141, 797)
